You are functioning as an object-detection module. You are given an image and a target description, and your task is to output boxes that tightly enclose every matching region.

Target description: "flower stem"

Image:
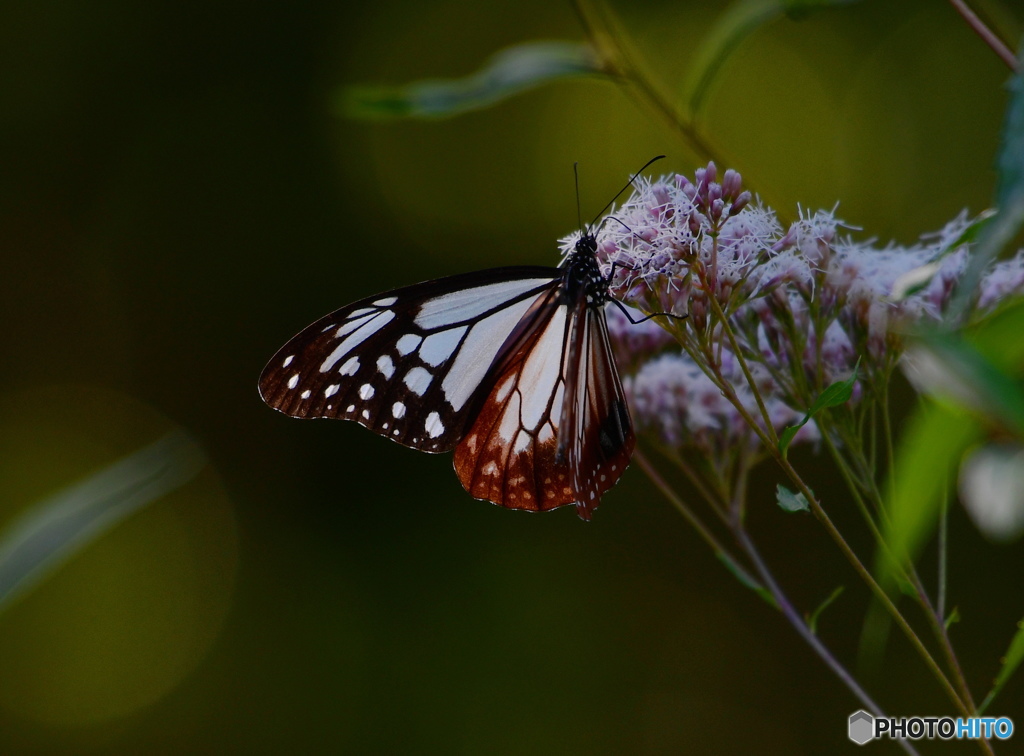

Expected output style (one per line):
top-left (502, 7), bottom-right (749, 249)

top-left (948, 0), bottom-right (1019, 71)
top-left (634, 449), bottom-right (759, 590)
top-left (703, 281), bottom-right (779, 444)
top-left (573, 0), bottom-right (730, 166)
top-left (730, 526), bottom-right (921, 756)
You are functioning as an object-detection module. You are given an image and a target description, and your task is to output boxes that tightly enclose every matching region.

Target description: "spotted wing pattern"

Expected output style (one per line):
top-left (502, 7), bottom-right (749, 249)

top-left (453, 297), bottom-right (634, 520)
top-left (259, 267), bottom-right (559, 453)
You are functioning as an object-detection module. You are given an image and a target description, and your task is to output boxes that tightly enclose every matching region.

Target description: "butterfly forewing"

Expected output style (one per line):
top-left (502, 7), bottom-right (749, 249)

top-left (259, 267), bottom-right (560, 453)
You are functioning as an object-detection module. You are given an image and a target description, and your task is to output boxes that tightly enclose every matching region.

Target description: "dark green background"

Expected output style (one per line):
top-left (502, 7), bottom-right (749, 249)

top-left (1, 0), bottom-right (1022, 752)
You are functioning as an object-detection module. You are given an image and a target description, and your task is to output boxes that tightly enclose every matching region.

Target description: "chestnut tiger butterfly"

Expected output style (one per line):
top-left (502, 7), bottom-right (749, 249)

top-left (259, 157), bottom-right (671, 520)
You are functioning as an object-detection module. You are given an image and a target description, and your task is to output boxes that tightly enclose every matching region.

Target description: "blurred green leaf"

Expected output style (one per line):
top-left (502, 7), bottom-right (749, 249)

top-left (904, 335), bottom-right (1024, 437)
top-left (878, 404), bottom-right (983, 587)
top-left (807, 585), bottom-right (844, 635)
top-left (980, 618), bottom-right (1024, 714)
top-left (681, 0), bottom-right (858, 117)
top-left (968, 297), bottom-right (1024, 371)
top-left (341, 41), bottom-right (603, 120)
top-left (0, 431), bottom-right (206, 614)
top-left (779, 359), bottom-right (859, 456)
top-left (776, 484), bottom-right (809, 513)
top-left (949, 51), bottom-right (1024, 320)
top-left (715, 552), bottom-right (778, 608)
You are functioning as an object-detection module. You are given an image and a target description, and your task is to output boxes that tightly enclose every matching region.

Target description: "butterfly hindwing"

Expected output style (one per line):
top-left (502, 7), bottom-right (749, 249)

top-left (453, 294), bottom-right (634, 518)
top-left (259, 267), bottom-right (560, 453)
top-left (453, 289), bottom-right (576, 512)
top-left (569, 307), bottom-right (635, 516)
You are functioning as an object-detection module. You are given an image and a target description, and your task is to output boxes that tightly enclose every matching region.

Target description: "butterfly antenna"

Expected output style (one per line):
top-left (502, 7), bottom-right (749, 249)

top-left (574, 162), bottom-right (583, 235)
top-left (587, 155), bottom-right (666, 231)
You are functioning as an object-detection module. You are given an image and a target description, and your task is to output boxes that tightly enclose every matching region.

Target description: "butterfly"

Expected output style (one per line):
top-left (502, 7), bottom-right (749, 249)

top-left (259, 158), bottom-right (668, 520)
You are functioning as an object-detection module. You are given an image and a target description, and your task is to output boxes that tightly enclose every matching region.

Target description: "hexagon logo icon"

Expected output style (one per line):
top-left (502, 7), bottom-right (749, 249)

top-left (849, 710), bottom-right (875, 745)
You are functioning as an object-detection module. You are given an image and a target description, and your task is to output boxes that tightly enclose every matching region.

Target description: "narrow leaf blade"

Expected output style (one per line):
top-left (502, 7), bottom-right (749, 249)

top-left (980, 618), bottom-right (1024, 714)
top-left (0, 431), bottom-right (206, 613)
top-left (341, 41), bottom-right (603, 120)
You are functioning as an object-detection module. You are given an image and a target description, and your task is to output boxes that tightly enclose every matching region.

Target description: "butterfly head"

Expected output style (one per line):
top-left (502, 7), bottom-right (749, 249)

top-left (574, 231), bottom-right (599, 258)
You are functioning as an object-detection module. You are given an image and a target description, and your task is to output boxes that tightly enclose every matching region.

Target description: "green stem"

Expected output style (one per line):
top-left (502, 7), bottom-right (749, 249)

top-left (731, 526), bottom-right (921, 756)
top-left (573, 0), bottom-right (731, 167)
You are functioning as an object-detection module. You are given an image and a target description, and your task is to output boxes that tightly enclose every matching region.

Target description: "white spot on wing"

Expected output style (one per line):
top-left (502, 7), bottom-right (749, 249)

top-left (321, 311), bottom-right (395, 372)
top-left (419, 326), bottom-right (468, 367)
top-left (325, 384), bottom-right (339, 398)
top-left (396, 334), bottom-right (422, 356)
top-left (300, 390), bottom-right (311, 399)
top-left (513, 430), bottom-right (530, 454)
top-left (339, 356), bottom-right (359, 376)
top-left (425, 412), bottom-right (445, 438)
top-left (287, 374), bottom-right (299, 389)
top-left (361, 409), bottom-right (370, 419)
top-left (376, 354), bottom-right (395, 379)
top-left (374, 296), bottom-right (397, 306)
top-left (282, 355), bottom-right (294, 368)
top-left (414, 279), bottom-right (551, 328)
top-left (403, 367), bottom-right (432, 397)
top-left (392, 402), bottom-right (406, 419)
top-left (348, 307), bottom-right (375, 318)
top-left (359, 384), bottom-right (375, 400)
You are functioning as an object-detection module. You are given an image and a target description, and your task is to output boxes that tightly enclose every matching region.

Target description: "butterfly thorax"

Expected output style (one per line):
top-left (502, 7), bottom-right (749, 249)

top-left (562, 233), bottom-right (609, 308)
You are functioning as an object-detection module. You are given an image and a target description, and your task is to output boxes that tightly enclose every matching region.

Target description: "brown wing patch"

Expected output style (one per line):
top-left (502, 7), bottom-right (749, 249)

top-left (454, 306), bottom-right (577, 513)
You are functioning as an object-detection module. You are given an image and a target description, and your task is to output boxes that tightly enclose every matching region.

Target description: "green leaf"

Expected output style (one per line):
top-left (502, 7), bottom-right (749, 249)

top-left (905, 335), bottom-right (1024, 437)
top-left (341, 41), bottom-right (603, 120)
top-left (0, 431), bottom-right (205, 613)
top-left (779, 358), bottom-right (860, 457)
top-left (681, 0), bottom-right (858, 117)
top-left (948, 51), bottom-right (1024, 320)
top-left (968, 297), bottom-right (1024, 372)
top-left (878, 403), bottom-right (983, 588)
top-left (807, 585), bottom-right (844, 635)
top-left (979, 618), bottom-right (1024, 714)
top-left (715, 552), bottom-right (778, 608)
top-left (944, 606), bottom-right (960, 631)
top-left (776, 484), bottom-right (810, 513)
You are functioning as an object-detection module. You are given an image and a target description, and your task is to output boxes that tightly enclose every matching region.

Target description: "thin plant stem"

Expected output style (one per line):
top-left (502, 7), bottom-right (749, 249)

top-left (730, 526), bottom-right (921, 756)
top-left (661, 449), bottom-right (733, 527)
top-left (938, 490), bottom-right (949, 622)
top-left (634, 449), bottom-right (760, 590)
top-left (772, 451), bottom-right (974, 719)
top-left (948, 0), bottom-right (1019, 71)
top-left (702, 280), bottom-right (779, 444)
top-left (907, 570), bottom-right (983, 724)
top-left (572, 0), bottom-right (729, 166)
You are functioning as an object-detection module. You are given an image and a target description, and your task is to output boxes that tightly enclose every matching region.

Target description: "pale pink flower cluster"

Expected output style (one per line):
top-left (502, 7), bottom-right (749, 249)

top-left (561, 164), bottom-right (1024, 453)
